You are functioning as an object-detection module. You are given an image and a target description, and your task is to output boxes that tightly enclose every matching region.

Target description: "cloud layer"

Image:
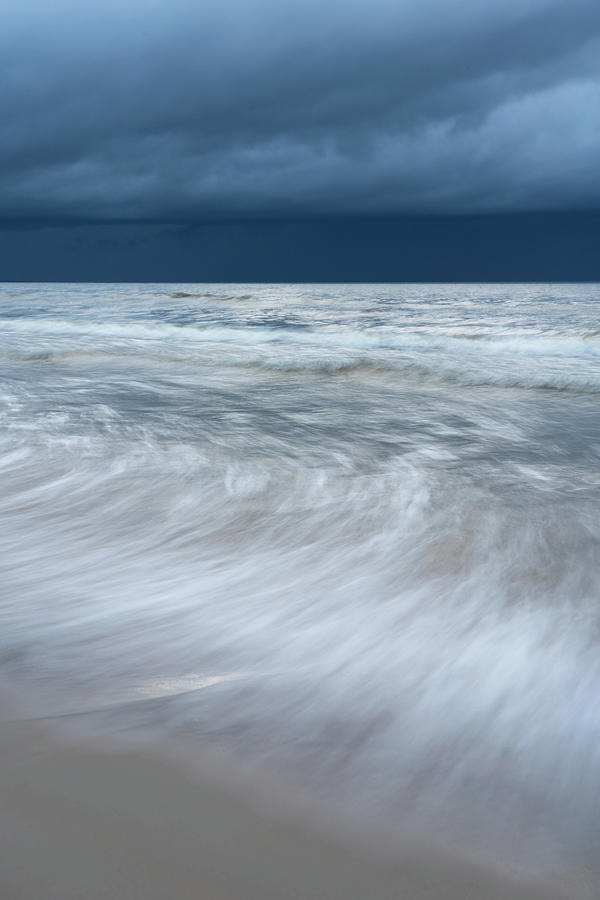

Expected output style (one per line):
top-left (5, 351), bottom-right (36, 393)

top-left (2, 0), bottom-right (600, 221)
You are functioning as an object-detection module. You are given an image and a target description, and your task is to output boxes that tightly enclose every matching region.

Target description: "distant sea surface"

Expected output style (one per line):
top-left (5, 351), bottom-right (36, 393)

top-left (2, 283), bottom-right (600, 876)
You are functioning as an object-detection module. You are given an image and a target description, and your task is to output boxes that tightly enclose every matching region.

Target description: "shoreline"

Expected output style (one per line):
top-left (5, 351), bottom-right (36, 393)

top-left (0, 693), bottom-right (591, 900)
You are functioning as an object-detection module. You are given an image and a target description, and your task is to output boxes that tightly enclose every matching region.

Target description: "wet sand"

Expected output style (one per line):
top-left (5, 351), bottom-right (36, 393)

top-left (0, 699), bottom-right (589, 900)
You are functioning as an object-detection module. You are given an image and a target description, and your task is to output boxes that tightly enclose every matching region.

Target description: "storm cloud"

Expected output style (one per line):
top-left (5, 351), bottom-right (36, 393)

top-left (2, 0), bottom-right (600, 224)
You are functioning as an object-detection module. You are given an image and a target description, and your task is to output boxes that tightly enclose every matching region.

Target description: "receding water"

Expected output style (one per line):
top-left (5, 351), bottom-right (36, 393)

top-left (2, 282), bottom-right (600, 875)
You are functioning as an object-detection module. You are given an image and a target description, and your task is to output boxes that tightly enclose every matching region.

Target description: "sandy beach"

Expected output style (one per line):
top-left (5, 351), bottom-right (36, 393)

top-left (0, 694), bottom-right (591, 900)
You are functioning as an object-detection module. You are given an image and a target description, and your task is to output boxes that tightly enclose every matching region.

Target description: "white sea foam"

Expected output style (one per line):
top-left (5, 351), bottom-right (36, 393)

top-left (3, 311), bottom-right (600, 392)
top-left (3, 314), bottom-right (600, 356)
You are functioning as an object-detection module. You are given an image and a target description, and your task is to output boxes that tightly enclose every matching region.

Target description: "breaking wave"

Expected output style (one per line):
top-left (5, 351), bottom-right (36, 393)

top-left (3, 314), bottom-right (600, 355)
top-left (3, 315), bottom-right (600, 393)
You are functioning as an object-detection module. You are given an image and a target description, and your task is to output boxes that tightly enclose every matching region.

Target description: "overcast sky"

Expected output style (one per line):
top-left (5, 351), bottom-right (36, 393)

top-left (1, 0), bottom-right (599, 278)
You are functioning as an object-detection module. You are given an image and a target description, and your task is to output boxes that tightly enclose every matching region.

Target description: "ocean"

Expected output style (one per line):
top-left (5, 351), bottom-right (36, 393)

top-left (1, 282), bottom-right (600, 878)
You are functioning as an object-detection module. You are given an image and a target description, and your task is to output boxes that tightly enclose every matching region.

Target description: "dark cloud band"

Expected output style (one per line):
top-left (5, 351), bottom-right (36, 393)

top-left (2, 0), bottom-right (599, 222)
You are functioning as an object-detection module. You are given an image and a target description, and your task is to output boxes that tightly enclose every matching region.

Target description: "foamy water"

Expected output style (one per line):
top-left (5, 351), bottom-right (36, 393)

top-left (2, 282), bottom-right (600, 874)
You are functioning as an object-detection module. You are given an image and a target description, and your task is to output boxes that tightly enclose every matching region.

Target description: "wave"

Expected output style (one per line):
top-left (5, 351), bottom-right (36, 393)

top-left (3, 316), bottom-right (600, 355)
top-left (11, 346), bottom-right (600, 394)
top-left (240, 356), bottom-right (600, 392)
top-left (2, 324), bottom-right (600, 393)
top-left (166, 291), bottom-right (253, 300)
top-left (4, 317), bottom-right (600, 393)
